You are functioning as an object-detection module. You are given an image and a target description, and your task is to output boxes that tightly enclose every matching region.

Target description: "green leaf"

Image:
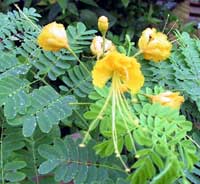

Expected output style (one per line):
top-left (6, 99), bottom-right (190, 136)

top-left (67, 22), bottom-right (97, 52)
top-left (61, 64), bottom-right (93, 98)
top-left (150, 158), bottom-right (181, 184)
top-left (0, 76), bottom-right (31, 120)
top-left (57, 0), bottom-right (69, 10)
top-left (38, 160), bottom-right (61, 174)
top-left (22, 116), bottom-right (37, 137)
top-left (80, 0), bottom-right (98, 7)
top-left (38, 137), bottom-right (125, 183)
top-left (121, 0), bottom-right (130, 7)
top-left (5, 172), bottom-right (26, 182)
top-left (9, 86), bottom-right (76, 136)
top-left (4, 161), bottom-right (27, 171)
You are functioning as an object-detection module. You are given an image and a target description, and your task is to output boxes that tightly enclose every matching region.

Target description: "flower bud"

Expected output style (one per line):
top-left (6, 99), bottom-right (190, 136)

top-left (98, 16), bottom-right (109, 35)
top-left (138, 28), bottom-right (172, 62)
top-left (90, 36), bottom-right (115, 58)
top-left (149, 91), bottom-right (184, 109)
top-left (37, 22), bottom-right (69, 52)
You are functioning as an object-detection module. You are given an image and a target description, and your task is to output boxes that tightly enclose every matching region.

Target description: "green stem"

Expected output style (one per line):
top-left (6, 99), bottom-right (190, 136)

top-left (30, 71), bottom-right (50, 86)
top-left (133, 51), bottom-right (142, 58)
top-left (66, 160), bottom-right (128, 174)
top-left (102, 34), bottom-right (106, 55)
top-left (127, 43), bottom-right (131, 57)
top-left (0, 114), bottom-right (4, 184)
top-left (14, 4), bottom-right (41, 31)
top-left (186, 135), bottom-right (200, 150)
top-left (69, 102), bottom-right (92, 105)
top-left (74, 109), bottom-right (88, 128)
top-left (68, 47), bottom-right (91, 76)
top-left (31, 138), bottom-right (39, 184)
top-left (65, 75), bottom-right (91, 96)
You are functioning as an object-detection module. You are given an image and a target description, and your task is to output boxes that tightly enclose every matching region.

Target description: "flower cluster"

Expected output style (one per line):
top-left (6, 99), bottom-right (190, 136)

top-left (138, 28), bottom-right (172, 62)
top-left (36, 16), bottom-right (183, 110)
top-left (37, 16), bottom-right (184, 172)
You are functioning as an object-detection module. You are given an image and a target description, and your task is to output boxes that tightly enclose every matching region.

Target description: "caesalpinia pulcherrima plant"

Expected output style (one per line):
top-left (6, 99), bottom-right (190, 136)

top-left (1, 5), bottom-right (200, 184)
top-left (11, 11), bottom-right (197, 184)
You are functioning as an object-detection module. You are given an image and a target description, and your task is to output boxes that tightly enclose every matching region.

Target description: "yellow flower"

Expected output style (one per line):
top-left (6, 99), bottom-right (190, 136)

top-left (149, 91), bottom-right (184, 109)
top-left (37, 22), bottom-right (69, 51)
top-left (138, 28), bottom-right (172, 62)
top-left (98, 16), bottom-right (109, 35)
top-left (90, 36), bottom-right (115, 58)
top-left (92, 51), bottom-right (144, 93)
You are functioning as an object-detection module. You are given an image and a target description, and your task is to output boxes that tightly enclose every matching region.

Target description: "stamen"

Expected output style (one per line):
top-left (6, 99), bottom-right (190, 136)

top-left (115, 77), bottom-right (137, 153)
top-left (111, 74), bottom-right (130, 171)
top-left (125, 168), bottom-right (131, 172)
top-left (79, 143), bottom-right (86, 148)
top-left (79, 88), bottom-right (112, 147)
top-left (162, 14), bottom-right (170, 33)
top-left (167, 20), bottom-right (179, 36)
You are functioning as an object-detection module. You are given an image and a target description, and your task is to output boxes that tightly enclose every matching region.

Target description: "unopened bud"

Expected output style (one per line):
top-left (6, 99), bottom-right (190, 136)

top-left (98, 16), bottom-right (109, 35)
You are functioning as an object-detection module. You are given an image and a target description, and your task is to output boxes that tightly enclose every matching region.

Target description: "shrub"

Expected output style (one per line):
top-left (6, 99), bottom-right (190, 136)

top-left (0, 7), bottom-right (199, 184)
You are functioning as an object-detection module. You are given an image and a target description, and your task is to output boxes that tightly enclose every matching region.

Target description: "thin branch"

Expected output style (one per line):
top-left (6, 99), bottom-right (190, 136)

top-left (31, 137), bottom-right (40, 184)
top-left (66, 160), bottom-right (128, 174)
top-left (162, 14), bottom-right (170, 33)
top-left (0, 111), bottom-right (5, 184)
top-left (14, 4), bottom-right (41, 31)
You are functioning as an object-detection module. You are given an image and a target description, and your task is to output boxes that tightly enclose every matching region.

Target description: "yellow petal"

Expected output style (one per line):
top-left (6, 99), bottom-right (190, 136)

top-left (92, 59), bottom-right (112, 88)
top-left (138, 28), bottom-right (172, 62)
top-left (91, 51), bottom-right (144, 93)
top-left (120, 57), bottom-right (144, 94)
top-left (37, 22), bottom-right (69, 52)
top-left (149, 91), bottom-right (184, 109)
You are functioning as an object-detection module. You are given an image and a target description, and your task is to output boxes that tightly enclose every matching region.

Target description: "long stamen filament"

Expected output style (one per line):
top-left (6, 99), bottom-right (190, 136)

top-left (167, 20), bottom-right (178, 36)
top-left (115, 78), bottom-right (137, 153)
top-left (112, 74), bottom-right (130, 172)
top-left (117, 80), bottom-right (138, 127)
top-left (111, 85), bottom-right (118, 155)
top-left (162, 14), bottom-right (170, 33)
top-left (79, 87), bottom-right (112, 147)
top-left (117, 96), bottom-right (137, 153)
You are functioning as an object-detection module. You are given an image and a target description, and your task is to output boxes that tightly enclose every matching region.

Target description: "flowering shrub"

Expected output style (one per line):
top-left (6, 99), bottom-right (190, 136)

top-left (0, 7), bottom-right (199, 184)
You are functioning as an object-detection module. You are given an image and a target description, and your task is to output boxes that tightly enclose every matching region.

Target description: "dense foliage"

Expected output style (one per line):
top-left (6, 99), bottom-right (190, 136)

top-left (0, 0), bottom-right (179, 40)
